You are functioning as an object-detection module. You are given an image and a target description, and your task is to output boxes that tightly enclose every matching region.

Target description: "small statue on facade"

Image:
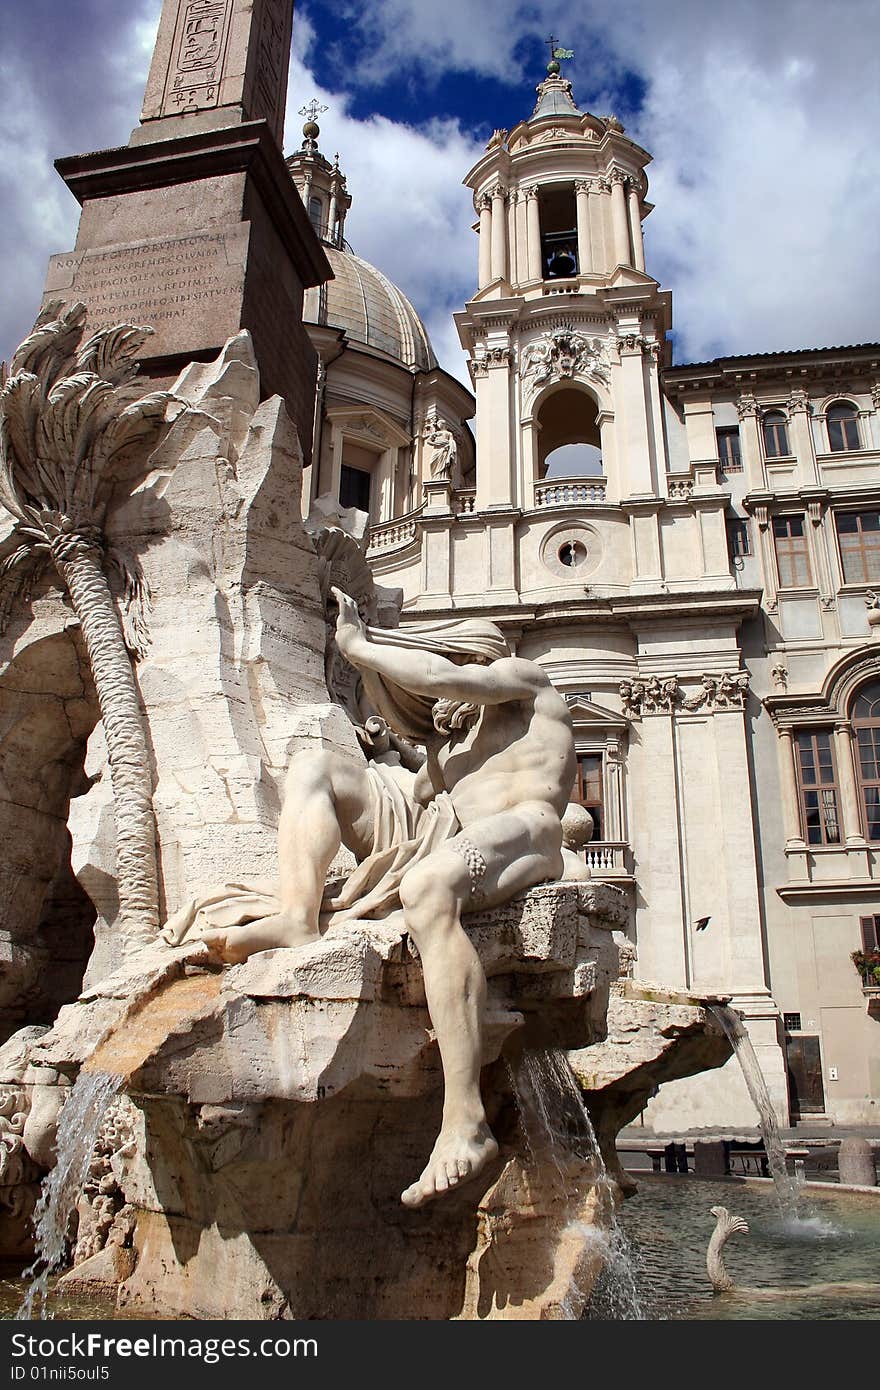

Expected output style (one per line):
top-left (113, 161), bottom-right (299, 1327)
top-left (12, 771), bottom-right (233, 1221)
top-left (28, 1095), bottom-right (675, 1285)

top-left (425, 416), bottom-right (457, 481)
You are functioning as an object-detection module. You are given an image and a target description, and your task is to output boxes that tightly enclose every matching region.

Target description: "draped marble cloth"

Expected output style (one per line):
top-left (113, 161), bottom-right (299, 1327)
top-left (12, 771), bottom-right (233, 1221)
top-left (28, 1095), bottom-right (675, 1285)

top-left (160, 616), bottom-right (510, 945)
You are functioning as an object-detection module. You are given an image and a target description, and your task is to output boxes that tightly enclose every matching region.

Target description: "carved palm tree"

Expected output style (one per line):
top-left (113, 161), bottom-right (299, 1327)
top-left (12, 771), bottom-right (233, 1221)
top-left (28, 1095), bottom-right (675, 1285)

top-left (0, 301), bottom-right (177, 947)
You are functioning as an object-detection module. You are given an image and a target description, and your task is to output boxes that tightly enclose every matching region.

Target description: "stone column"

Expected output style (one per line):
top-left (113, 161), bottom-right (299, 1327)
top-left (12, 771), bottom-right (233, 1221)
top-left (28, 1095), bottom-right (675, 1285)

top-left (617, 336), bottom-right (656, 497)
top-left (610, 171), bottom-right (631, 266)
top-left (507, 190), bottom-right (520, 285)
top-left (477, 195), bottom-right (493, 288)
top-left (787, 388), bottom-right (818, 486)
top-left (138, 0), bottom-right (294, 146)
top-left (328, 190), bottom-right (338, 244)
top-left (805, 496), bottom-right (834, 609)
top-left (777, 728), bottom-right (806, 849)
top-left (490, 185), bottom-right (508, 283)
top-left (737, 394), bottom-right (765, 491)
top-left (751, 503), bottom-right (779, 612)
top-left (627, 181), bottom-right (646, 272)
top-left (525, 187), bottom-right (542, 281)
top-left (575, 181), bottom-right (593, 274)
top-left (474, 352), bottom-right (514, 512)
top-left (834, 723), bottom-right (866, 845)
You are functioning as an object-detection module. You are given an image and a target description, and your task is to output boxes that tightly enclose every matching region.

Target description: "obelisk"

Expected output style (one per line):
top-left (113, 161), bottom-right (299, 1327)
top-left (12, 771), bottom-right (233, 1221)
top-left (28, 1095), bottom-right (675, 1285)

top-left (41, 0), bottom-right (329, 461)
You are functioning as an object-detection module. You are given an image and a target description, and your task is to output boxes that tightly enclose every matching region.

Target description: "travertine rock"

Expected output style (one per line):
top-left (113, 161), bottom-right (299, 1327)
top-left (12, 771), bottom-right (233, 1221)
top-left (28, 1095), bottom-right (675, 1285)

top-left (23, 883), bottom-right (627, 1319)
top-left (571, 981), bottom-right (733, 1190)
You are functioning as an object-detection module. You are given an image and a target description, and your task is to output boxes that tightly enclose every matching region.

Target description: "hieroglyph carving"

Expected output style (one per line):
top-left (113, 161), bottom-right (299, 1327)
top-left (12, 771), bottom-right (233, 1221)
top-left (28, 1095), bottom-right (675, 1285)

top-left (0, 303), bottom-right (179, 945)
top-left (520, 327), bottom-right (611, 406)
top-left (164, 1), bottom-right (234, 112)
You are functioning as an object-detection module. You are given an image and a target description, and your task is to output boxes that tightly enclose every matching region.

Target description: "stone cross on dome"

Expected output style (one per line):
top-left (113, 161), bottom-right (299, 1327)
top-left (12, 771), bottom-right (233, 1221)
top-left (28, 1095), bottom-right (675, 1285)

top-left (544, 36), bottom-right (575, 73)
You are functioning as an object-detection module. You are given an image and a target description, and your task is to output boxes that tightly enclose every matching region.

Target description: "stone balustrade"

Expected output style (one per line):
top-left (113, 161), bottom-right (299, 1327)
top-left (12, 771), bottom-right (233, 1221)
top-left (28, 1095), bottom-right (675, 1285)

top-left (534, 479), bottom-right (607, 507)
top-left (366, 505), bottom-right (424, 554)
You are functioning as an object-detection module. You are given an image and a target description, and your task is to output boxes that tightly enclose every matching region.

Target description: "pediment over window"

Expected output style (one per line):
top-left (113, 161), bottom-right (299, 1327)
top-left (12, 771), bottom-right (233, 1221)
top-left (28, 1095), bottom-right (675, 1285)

top-left (564, 693), bottom-right (630, 734)
top-left (326, 406), bottom-right (411, 449)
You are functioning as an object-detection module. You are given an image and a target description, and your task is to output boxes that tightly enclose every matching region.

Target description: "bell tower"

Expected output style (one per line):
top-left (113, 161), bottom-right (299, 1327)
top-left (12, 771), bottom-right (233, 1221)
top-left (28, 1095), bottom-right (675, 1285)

top-left (455, 54), bottom-right (674, 570)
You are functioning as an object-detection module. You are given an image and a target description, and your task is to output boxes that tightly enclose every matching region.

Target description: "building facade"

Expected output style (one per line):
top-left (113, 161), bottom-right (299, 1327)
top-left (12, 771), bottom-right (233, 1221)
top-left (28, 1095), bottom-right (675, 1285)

top-left (290, 68), bottom-right (880, 1129)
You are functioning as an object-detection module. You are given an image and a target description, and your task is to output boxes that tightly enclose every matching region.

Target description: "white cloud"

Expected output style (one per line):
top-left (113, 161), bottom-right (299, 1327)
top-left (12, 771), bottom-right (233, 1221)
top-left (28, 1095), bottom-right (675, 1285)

top-left (0, 0), bottom-right (162, 359)
top-left (286, 48), bottom-right (483, 383)
top-left (332, 0), bottom-right (880, 362)
top-left (4, 0), bottom-right (878, 375)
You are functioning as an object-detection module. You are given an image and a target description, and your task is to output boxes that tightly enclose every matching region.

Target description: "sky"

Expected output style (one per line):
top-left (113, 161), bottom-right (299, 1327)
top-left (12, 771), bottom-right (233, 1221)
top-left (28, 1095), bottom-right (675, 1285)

top-left (1, 0), bottom-right (879, 385)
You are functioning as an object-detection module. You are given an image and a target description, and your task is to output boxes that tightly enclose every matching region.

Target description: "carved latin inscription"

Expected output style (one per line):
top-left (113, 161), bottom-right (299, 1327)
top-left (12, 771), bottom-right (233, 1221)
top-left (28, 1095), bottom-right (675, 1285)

top-left (44, 229), bottom-right (249, 357)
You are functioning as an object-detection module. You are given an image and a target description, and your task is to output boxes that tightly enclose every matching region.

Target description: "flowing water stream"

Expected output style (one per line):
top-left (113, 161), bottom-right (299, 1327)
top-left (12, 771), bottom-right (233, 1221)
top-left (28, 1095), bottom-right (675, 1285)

top-left (18, 1072), bottom-right (123, 1320)
top-left (708, 1003), bottom-right (801, 1219)
top-left (512, 1048), bottom-right (642, 1319)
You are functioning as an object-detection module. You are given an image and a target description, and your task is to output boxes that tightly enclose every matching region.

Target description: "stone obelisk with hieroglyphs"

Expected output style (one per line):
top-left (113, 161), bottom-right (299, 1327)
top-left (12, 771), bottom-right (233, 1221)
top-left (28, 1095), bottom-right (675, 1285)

top-left (42, 0), bottom-right (329, 461)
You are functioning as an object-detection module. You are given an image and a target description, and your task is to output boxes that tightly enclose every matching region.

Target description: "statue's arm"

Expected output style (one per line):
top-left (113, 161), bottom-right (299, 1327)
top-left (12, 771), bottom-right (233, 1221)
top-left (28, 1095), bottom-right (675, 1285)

top-left (332, 587), bottom-right (539, 704)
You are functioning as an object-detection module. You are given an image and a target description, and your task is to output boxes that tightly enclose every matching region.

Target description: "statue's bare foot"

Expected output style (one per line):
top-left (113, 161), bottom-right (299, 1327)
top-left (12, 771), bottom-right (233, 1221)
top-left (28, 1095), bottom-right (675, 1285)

top-left (200, 912), bottom-right (319, 964)
top-left (401, 1122), bottom-right (499, 1208)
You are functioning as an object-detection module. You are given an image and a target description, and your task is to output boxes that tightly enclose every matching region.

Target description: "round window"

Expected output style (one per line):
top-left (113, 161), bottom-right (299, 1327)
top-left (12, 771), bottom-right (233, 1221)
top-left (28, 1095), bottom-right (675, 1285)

top-left (558, 539), bottom-right (588, 568)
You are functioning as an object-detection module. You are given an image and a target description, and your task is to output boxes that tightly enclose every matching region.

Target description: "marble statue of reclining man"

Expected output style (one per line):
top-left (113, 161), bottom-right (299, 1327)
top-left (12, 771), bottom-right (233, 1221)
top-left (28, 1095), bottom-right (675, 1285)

top-left (182, 589), bottom-right (577, 1208)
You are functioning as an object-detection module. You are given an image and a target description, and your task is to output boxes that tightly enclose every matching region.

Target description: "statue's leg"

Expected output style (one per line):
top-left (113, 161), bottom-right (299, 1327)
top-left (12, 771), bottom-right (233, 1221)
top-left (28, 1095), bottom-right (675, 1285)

top-left (201, 751), bottom-right (375, 963)
top-left (398, 800), bottom-right (563, 1207)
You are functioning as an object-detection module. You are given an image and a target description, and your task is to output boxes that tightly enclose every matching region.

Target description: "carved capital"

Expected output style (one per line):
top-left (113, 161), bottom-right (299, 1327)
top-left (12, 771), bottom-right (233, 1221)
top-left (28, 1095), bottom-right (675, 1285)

top-left (490, 183), bottom-right (507, 201)
top-left (617, 332), bottom-right (643, 355)
top-left (610, 167), bottom-right (628, 186)
top-left (620, 676), bottom-right (680, 718)
top-left (737, 393), bottom-right (760, 420)
top-left (476, 193), bottom-right (492, 214)
top-left (523, 185), bottom-right (539, 201)
top-left (871, 383), bottom-right (880, 411)
top-left (787, 388), bottom-right (811, 414)
top-left (681, 671), bottom-right (750, 713)
top-left (485, 346), bottom-right (511, 367)
top-left (575, 179), bottom-right (592, 195)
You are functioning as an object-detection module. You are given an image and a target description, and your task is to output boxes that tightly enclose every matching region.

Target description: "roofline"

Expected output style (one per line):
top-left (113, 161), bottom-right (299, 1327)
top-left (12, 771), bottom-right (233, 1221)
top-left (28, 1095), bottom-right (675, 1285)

top-left (665, 342), bottom-right (880, 382)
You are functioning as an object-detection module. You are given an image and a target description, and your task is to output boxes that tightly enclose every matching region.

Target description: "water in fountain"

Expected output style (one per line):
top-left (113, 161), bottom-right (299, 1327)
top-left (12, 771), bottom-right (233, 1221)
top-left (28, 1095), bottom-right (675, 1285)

top-left (709, 1004), bottom-right (800, 1218)
top-left (512, 1048), bottom-right (642, 1319)
top-left (18, 1071), bottom-right (123, 1320)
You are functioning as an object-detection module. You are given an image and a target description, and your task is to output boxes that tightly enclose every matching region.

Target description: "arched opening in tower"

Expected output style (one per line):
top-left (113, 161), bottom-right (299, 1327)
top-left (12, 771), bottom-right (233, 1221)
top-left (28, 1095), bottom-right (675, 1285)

top-left (538, 185), bottom-right (579, 278)
top-left (537, 387), bottom-right (603, 479)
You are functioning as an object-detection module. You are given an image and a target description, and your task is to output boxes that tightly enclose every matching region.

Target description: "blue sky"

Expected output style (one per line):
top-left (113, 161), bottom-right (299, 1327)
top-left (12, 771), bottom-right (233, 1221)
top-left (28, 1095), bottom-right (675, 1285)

top-left (2, 1), bottom-right (879, 382)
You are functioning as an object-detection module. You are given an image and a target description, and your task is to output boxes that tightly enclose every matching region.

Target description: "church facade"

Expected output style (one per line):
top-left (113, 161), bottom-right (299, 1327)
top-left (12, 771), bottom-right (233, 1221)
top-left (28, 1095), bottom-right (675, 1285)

top-left (288, 65), bottom-right (880, 1129)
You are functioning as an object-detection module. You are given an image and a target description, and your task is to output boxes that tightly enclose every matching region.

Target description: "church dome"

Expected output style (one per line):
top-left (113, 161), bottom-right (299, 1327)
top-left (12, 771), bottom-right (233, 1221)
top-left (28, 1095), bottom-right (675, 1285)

top-left (305, 245), bottom-right (438, 373)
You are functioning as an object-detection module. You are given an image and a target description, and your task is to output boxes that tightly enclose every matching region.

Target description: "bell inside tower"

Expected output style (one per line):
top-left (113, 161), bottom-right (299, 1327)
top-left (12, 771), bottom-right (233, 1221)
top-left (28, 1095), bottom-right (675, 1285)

top-left (539, 184), bottom-right (579, 278)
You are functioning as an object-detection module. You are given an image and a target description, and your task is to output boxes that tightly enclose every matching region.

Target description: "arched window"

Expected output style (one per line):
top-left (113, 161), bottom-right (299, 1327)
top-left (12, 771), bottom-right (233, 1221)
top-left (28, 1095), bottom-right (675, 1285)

top-left (762, 411), bottom-right (790, 458)
top-left (308, 196), bottom-right (323, 235)
top-left (537, 387), bottom-right (602, 479)
top-left (827, 401), bottom-right (860, 453)
top-left (853, 680), bottom-right (880, 840)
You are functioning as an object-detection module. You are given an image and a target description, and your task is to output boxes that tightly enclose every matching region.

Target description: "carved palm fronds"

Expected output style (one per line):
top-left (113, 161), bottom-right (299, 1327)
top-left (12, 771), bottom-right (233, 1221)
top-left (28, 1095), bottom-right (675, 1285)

top-left (0, 301), bottom-right (176, 946)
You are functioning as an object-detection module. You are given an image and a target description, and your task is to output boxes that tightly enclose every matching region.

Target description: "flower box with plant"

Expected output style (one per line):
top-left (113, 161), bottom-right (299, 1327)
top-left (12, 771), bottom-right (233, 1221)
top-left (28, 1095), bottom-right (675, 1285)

top-left (851, 948), bottom-right (880, 987)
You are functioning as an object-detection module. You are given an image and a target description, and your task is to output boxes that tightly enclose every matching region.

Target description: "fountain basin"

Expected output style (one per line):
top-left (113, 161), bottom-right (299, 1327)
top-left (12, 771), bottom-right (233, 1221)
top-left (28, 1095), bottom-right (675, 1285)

top-left (23, 883), bottom-right (634, 1319)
